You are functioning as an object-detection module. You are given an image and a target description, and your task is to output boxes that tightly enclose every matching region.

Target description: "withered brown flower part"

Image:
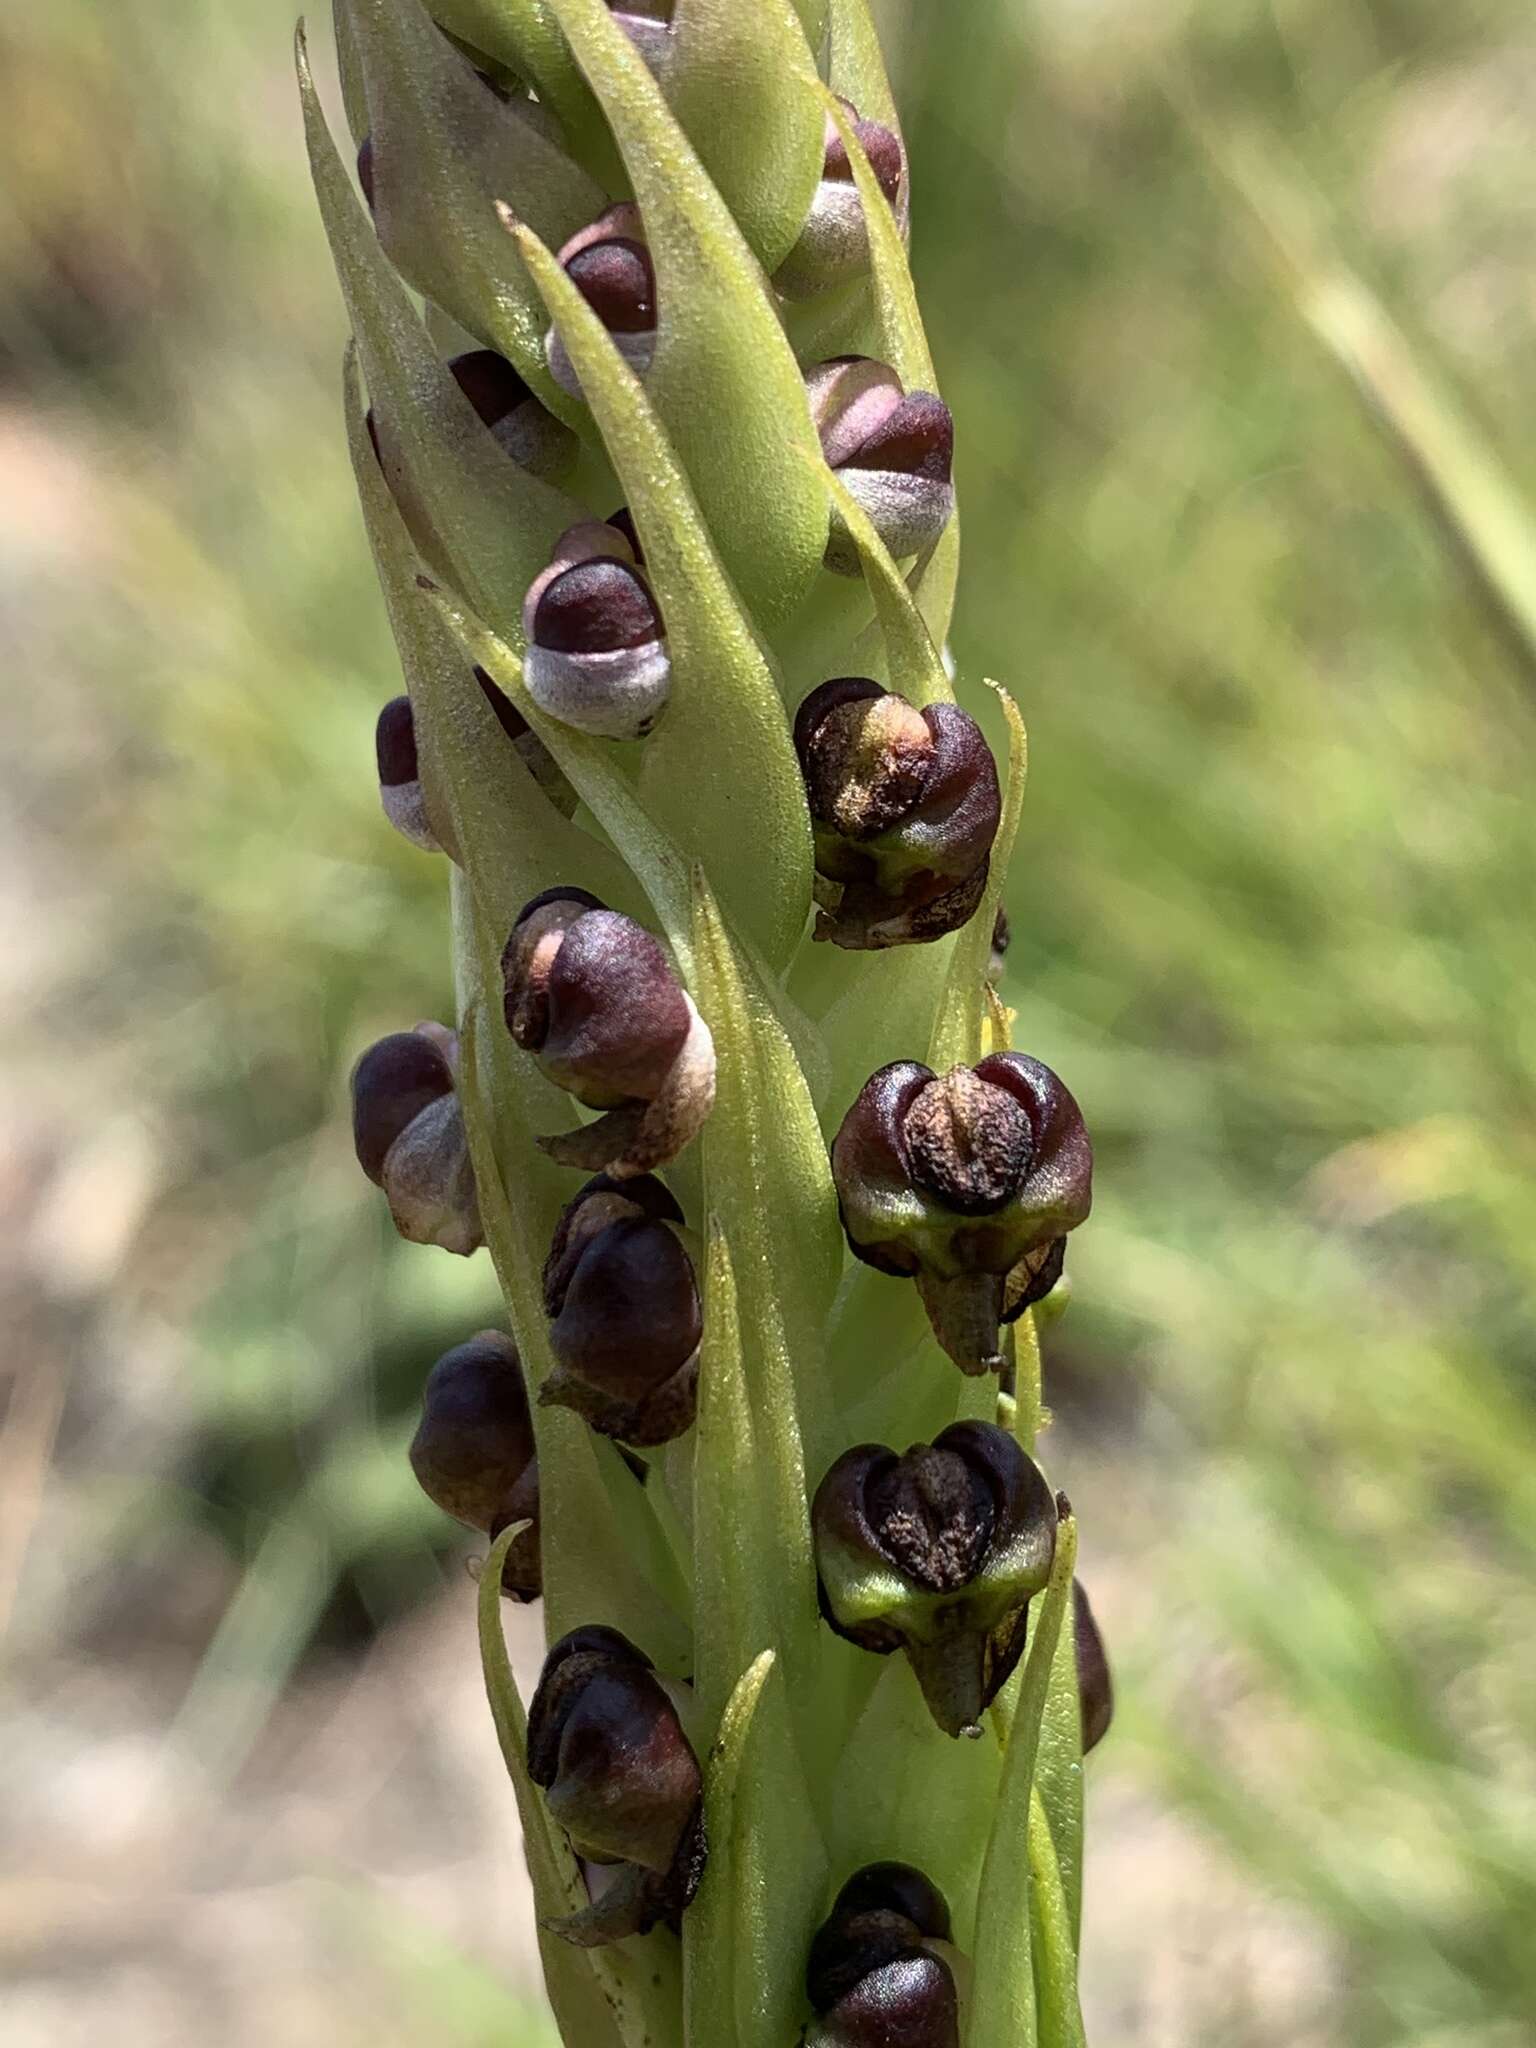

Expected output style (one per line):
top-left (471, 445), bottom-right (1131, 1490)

top-left (831, 1053), bottom-right (1091, 1372)
top-left (501, 889), bottom-right (715, 1176)
top-left (1074, 1577), bottom-right (1115, 1755)
top-left (540, 1174), bottom-right (702, 1445)
top-left (527, 1625), bottom-right (706, 1947)
top-left (813, 1422), bottom-right (1058, 1737)
top-left (795, 677), bottom-right (1001, 948)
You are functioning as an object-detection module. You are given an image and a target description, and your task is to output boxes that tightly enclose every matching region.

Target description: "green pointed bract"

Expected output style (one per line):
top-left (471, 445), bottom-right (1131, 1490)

top-left (300, 25), bottom-right (579, 628)
top-left (544, 0), bottom-right (831, 633)
top-left (667, 0), bottom-right (824, 275)
top-left (339, 0), bottom-right (603, 407)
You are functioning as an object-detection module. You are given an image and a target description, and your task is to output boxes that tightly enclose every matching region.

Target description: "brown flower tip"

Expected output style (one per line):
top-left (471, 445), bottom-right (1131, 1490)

top-left (540, 1175), bottom-right (701, 1446)
top-left (374, 695), bottom-right (443, 854)
top-left (546, 204), bottom-right (657, 398)
top-left (794, 679), bottom-right (1000, 948)
top-left (501, 891), bottom-right (714, 1177)
top-left (805, 1863), bottom-right (960, 2048)
top-left (527, 1625), bottom-right (705, 1946)
top-left (1073, 1577), bottom-right (1114, 1755)
top-left (521, 521), bottom-right (670, 740)
top-left (814, 1422), bottom-right (1057, 1736)
top-left (830, 1055), bottom-right (1091, 1372)
top-left (806, 357), bottom-right (955, 574)
top-left (350, 1028), bottom-right (482, 1255)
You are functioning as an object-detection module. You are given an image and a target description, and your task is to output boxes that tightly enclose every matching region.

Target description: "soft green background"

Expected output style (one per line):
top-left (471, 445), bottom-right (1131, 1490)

top-left (4, 1), bottom-right (1533, 2043)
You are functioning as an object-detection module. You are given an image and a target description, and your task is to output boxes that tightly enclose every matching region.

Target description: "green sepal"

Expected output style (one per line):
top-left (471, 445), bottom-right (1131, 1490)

top-left (333, 0), bottom-right (369, 142)
top-left (338, 0), bottom-right (601, 415)
top-left (690, 1230), bottom-right (828, 2048)
top-left (343, 345), bottom-right (632, 923)
top-left (668, 0), bottom-right (825, 274)
top-left (510, 213), bottom-right (816, 971)
top-left (968, 1506), bottom-right (1079, 2048)
top-left (298, 24), bottom-right (581, 634)
top-left (430, 0), bottom-right (622, 184)
top-left (682, 1649), bottom-right (774, 2048)
top-left (828, 1653), bottom-right (1004, 1950)
top-left (929, 681), bottom-right (1026, 1071)
top-left (1028, 1786), bottom-right (1088, 2048)
top-left (1032, 1585), bottom-right (1088, 1944)
top-left (477, 1524), bottom-right (681, 2048)
top-left (825, 0), bottom-right (898, 133)
top-left (790, 0), bottom-right (829, 57)
top-left (691, 873), bottom-right (844, 1486)
top-left (818, 458), bottom-right (952, 707)
top-left (544, 0), bottom-right (830, 634)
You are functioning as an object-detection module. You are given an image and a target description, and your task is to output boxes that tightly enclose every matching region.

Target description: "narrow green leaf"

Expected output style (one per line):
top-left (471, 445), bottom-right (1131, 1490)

top-left (824, 0), bottom-right (896, 129)
top-left (819, 458), bottom-right (952, 706)
top-left (510, 215), bottom-right (816, 970)
top-left (669, 0), bottom-right (825, 273)
top-left (928, 681), bottom-right (1027, 1072)
top-left (340, 0), bottom-right (602, 412)
top-left (689, 1232), bottom-right (826, 2048)
top-left (1028, 1787), bottom-right (1088, 2048)
top-left (332, 0), bottom-right (369, 142)
top-left (431, 0), bottom-right (622, 183)
top-left (1032, 1562), bottom-right (1087, 1944)
top-left (1213, 130), bottom-right (1536, 676)
top-left (298, 22), bottom-right (579, 633)
top-left (968, 1508), bottom-right (1079, 2048)
top-left (683, 1649), bottom-right (775, 2048)
top-left (691, 873), bottom-right (844, 1490)
top-left (820, 82), bottom-right (930, 388)
top-left (544, 0), bottom-right (830, 632)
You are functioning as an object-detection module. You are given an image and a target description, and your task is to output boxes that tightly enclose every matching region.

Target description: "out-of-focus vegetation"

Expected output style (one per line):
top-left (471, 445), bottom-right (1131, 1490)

top-left (4, 1), bottom-right (1535, 2043)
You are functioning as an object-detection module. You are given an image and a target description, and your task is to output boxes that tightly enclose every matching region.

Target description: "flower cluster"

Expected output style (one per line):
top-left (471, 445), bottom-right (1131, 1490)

top-left (312, 0), bottom-right (1112, 2037)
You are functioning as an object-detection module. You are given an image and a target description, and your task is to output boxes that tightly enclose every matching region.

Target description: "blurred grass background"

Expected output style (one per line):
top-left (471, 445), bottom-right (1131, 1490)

top-left (3, 0), bottom-right (1534, 2043)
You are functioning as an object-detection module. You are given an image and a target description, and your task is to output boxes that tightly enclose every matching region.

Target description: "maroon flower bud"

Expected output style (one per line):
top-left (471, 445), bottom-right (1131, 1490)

top-left (350, 1026), bottom-right (483, 1255)
top-left (546, 204), bottom-right (657, 399)
top-left (501, 890), bottom-right (714, 1176)
top-left (807, 357), bottom-right (955, 575)
top-left (447, 348), bottom-right (575, 481)
top-left (356, 134), bottom-right (375, 210)
top-left (539, 1175), bottom-right (701, 1445)
top-left (794, 678), bottom-right (1001, 948)
top-left (409, 1330), bottom-right (541, 1600)
top-left (775, 99), bottom-right (906, 301)
top-left (527, 1625), bottom-right (706, 1946)
top-left (813, 1423), bottom-right (1058, 1736)
top-left (805, 1864), bottom-right (960, 2048)
top-left (521, 521), bottom-right (670, 740)
top-left (831, 1054), bottom-right (1091, 1373)
top-left (1074, 1577), bottom-right (1114, 1755)
top-left (375, 694), bottom-right (443, 853)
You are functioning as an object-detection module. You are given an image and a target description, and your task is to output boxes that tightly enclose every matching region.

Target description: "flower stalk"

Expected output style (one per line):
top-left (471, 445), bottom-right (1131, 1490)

top-left (303, 0), bottom-right (1109, 2039)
